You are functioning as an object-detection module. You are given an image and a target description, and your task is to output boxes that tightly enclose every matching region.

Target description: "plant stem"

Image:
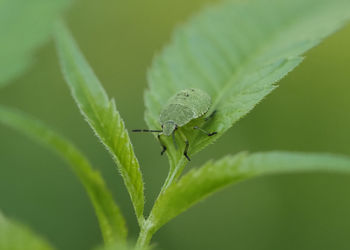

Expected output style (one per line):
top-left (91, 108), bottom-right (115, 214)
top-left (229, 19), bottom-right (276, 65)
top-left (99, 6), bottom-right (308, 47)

top-left (160, 157), bottom-right (187, 194)
top-left (136, 157), bottom-right (188, 248)
top-left (136, 220), bottom-right (154, 248)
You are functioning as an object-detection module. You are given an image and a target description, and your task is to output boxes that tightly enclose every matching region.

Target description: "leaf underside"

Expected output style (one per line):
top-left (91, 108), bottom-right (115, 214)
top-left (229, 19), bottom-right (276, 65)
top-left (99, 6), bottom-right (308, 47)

top-left (0, 0), bottom-right (70, 87)
top-left (0, 106), bottom-right (127, 244)
top-left (145, 0), bottom-right (350, 165)
top-left (150, 151), bottom-right (350, 231)
top-left (54, 23), bottom-right (145, 223)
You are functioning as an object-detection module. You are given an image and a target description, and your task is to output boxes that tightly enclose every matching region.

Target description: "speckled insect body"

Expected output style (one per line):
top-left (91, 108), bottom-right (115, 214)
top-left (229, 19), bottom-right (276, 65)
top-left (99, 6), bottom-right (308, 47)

top-left (133, 88), bottom-right (217, 161)
top-left (160, 88), bottom-right (211, 136)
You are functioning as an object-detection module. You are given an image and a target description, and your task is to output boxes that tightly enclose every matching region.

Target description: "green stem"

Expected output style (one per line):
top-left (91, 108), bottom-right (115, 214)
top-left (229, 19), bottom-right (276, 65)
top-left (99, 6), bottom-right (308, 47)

top-left (137, 129), bottom-right (190, 248)
top-left (136, 220), bottom-right (155, 248)
top-left (136, 157), bottom-right (188, 248)
top-left (160, 157), bottom-right (187, 194)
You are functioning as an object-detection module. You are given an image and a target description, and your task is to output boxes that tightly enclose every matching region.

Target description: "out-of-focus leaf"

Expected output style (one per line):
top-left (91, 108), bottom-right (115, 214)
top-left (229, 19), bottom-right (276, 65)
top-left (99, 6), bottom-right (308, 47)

top-left (0, 211), bottom-right (55, 250)
top-left (54, 23), bottom-right (145, 224)
top-left (0, 0), bottom-right (70, 86)
top-left (0, 106), bottom-right (127, 244)
top-left (145, 0), bottom-right (350, 165)
top-left (150, 151), bottom-right (350, 231)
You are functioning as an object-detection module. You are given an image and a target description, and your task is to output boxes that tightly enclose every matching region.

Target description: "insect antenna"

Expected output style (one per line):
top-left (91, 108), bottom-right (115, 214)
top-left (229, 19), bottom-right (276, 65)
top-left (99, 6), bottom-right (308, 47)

top-left (132, 129), bottom-right (167, 155)
top-left (132, 129), bottom-right (163, 133)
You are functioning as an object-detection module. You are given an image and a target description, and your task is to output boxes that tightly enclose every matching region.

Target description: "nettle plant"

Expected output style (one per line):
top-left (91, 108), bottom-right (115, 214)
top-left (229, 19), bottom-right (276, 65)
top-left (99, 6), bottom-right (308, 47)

top-left (1, 0), bottom-right (350, 249)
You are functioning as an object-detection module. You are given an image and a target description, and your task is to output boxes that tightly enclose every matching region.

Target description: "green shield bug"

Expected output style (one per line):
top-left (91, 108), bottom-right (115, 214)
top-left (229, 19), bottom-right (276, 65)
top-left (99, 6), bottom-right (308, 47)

top-left (133, 88), bottom-right (217, 161)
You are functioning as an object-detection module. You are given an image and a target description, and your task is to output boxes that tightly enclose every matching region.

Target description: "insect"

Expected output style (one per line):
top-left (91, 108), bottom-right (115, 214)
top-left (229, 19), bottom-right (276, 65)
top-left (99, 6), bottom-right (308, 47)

top-left (132, 88), bottom-right (217, 161)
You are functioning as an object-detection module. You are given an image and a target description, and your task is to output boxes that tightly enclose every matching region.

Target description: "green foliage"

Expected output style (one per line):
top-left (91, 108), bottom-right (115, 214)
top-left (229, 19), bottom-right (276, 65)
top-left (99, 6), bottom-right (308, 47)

top-left (150, 151), bottom-right (350, 232)
top-left (145, 0), bottom-right (350, 166)
top-left (0, 106), bottom-right (127, 244)
top-left (2, 0), bottom-right (350, 249)
top-left (0, 212), bottom-right (55, 250)
top-left (0, 0), bottom-right (70, 87)
top-left (54, 22), bottom-right (145, 224)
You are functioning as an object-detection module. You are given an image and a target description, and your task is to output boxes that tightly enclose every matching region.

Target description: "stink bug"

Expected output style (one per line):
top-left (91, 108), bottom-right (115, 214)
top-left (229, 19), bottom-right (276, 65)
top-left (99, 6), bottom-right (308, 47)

top-left (132, 88), bottom-right (217, 161)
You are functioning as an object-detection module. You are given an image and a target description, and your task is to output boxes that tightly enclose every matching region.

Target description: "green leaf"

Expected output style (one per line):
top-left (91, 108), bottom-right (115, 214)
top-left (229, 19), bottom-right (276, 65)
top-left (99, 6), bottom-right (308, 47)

top-left (150, 151), bottom-right (350, 231)
top-left (0, 0), bottom-right (70, 87)
top-left (0, 211), bottom-right (55, 250)
top-left (54, 22), bottom-right (145, 223)
top-left (0, 106), bottom-right (127, 244)
top-left (145, 0), bottom-right (350, 164)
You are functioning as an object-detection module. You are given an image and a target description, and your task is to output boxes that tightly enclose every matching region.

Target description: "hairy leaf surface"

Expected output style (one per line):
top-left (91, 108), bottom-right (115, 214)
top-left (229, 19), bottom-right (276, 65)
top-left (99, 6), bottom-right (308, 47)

top-left (150, 151), bottom-right (350, 231)
top-left (145, 0), bottom-right (350, 164)
top-left (0, 0), bottom-right (70, 86)
top-left (0, 106), bottom-right (127, 243)
top-left (54, 23), bottom-right (145, 223)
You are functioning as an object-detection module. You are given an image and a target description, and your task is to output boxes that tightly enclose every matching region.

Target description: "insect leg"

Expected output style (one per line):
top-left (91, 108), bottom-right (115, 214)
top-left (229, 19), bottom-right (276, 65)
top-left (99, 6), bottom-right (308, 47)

top-left (193, 126), bottom-right (217, 136)
top-left (204, 110), bottom-right (217, 121)
top-left (183, 140), bottom-right (191, 161)
top-left (178, 130), bottom-right (191, 161)
top-left (157, 134), bottom-right (167, 155)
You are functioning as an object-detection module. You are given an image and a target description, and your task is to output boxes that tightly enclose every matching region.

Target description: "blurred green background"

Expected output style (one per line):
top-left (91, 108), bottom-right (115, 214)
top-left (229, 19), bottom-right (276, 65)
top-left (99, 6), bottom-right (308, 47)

top-left (1, 0), bottom-right (350, 249)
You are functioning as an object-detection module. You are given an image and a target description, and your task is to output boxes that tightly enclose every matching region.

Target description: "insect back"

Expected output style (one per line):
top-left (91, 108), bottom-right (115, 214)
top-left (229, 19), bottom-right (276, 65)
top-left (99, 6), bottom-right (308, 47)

top-left (159, 88), bottom-right (211, 135)
top-left (133, 88), bottom-right (216, 161)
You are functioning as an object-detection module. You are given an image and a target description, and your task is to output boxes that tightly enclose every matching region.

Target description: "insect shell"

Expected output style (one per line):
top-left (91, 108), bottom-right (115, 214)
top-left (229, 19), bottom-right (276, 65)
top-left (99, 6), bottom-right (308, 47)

top-left (132, 88), bottom-right (216, 161)
top-left (159, 88), bottom-right (211, 136)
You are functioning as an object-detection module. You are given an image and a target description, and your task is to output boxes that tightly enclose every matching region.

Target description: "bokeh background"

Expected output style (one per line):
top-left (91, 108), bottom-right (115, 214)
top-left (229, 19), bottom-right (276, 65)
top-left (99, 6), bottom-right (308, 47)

top-left (1, 0), bottom-right (350, 249)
